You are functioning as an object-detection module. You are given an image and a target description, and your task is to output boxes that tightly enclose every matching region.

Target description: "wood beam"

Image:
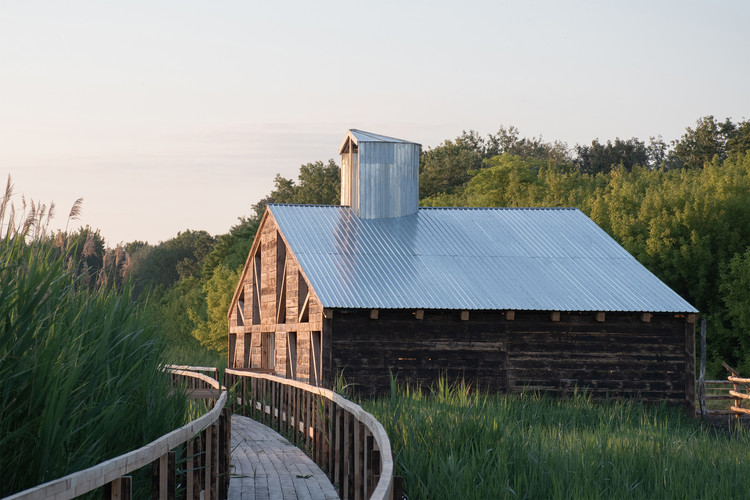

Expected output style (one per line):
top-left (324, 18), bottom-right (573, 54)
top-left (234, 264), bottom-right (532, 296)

top-left (641, 313), bottom-right (652, 323)
top-left (595, 312), bottom-right (606, 322)
top-left (323, 308), bottom-right (334, 319)
top-left (687, 314), bottom-right (697, 324)
top-left (506, 310), bottom-right (515, 321)
top-left (414, 309), bottom-right (424, 320)
top-left (550, 311), bottom-right (560, 322)
top-left (369, 309), bottom-right (379, 320)
top-left (298, 291), bottom-right (310, 323)
top-left (460, 310), bottom-right (469, 321)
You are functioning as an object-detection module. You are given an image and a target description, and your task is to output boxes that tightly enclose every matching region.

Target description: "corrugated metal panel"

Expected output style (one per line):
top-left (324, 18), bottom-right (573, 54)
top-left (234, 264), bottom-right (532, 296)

top-left (349, 129), bottom-right (416, 144)
top-left (269, 205), bottom-right (698, 313)
top-left (357, 142), bottom-right (419, 219)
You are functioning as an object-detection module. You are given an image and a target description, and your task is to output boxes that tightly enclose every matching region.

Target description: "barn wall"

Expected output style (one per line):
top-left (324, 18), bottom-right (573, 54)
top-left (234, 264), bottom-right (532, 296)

top-left (330, 309), bottom-right (695, 407)
top-left (227, 212), bottom-right (326, 385)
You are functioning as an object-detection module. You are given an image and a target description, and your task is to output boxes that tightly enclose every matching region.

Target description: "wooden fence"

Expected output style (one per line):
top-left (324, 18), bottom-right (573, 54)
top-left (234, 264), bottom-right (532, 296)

top-left (224, 369), bottom-right (400, 500)
top-left (697, 362), bottom-right (750, 419)
top-left (7, 367), bottom-right (229, 500)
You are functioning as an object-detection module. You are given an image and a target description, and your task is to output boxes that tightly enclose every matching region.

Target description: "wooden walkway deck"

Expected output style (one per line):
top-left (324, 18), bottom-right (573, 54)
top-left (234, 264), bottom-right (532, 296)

top-left (228, 415), bottom-right (339, 500)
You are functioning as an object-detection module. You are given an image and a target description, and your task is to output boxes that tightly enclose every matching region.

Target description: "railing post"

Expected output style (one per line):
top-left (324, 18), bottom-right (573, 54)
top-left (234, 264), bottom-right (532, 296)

top-left (219, 408), bottom-right (230, 500)
top-left (151, 451), bottom-right (174, 499)
top-left (103, 475), bottom-right (132, 499)
top-left (210, 421), bottom-right (219, 500)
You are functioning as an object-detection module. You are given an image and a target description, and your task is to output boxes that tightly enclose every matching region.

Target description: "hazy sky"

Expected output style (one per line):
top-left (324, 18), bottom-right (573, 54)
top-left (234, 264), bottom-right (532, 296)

top-left (2, 0), bottom-right (748, 245)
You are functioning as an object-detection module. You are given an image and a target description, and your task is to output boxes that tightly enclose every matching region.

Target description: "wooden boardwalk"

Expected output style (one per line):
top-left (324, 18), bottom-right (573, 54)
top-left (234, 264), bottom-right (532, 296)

top-left (228, 415), bottom-right (339, 500)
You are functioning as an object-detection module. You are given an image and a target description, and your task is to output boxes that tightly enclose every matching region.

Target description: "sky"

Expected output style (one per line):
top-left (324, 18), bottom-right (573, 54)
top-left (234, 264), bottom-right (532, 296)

top-left (1, 0), bottom-right (749, 245)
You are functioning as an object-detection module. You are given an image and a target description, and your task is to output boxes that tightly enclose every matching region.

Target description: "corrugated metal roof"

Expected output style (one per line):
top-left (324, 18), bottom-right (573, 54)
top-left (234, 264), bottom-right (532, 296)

top-left (348, 129), bottom-right (418, 144)
top-left (269, 204), bottom-right (698, 313)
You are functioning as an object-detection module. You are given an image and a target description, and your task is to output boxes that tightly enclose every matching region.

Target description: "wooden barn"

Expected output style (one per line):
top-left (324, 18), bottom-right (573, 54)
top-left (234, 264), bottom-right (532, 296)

top-left (227, 129), bottom-right (698, 408)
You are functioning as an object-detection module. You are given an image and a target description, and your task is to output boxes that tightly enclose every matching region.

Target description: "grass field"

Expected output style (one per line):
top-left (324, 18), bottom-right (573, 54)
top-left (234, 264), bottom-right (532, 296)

top-left (362, 378), bottom-right (750, 500)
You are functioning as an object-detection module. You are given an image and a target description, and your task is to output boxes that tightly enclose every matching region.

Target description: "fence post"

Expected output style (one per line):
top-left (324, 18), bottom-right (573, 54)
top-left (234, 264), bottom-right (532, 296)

top-left (699, 318), bottom-right (707, 419)
top-left (103, 475), bottom-right (132, 499)
top-left (219, 408), bottom-right (230, 500)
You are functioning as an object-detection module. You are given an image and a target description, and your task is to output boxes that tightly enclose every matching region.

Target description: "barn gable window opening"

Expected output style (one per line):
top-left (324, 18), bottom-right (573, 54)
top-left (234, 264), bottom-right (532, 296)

top-left (236, 290), bottom-right (245, 327)
top-left (311, 331), bottom-right (322, 386)
top-left (286, 332), bottom-right (297, 379)
top-left (298, 271), bottom-right (309, 323)
top-left (252, 247), bottom-right (261, 325)
top-left (276, 233), bottom-right (286, 323)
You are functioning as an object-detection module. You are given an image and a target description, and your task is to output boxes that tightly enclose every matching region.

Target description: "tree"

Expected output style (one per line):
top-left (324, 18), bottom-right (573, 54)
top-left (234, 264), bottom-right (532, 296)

top-left (665, 116), bottom-right (750, 169)
top-left (251, 159), bottom-right (341, 219)
top-left (189, 265), bottom-right (241, 353)
top-left (128, 230), bottom-right (216, 292)
top-left (419, 140), bottom-right (482, 199)
top-left (574, 138), bottom-right (649, 174)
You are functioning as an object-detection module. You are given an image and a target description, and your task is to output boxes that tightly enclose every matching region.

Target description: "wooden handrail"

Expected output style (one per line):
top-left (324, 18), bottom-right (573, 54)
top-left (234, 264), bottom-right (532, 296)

top-left (224, 369), bottom-right (397, 500)
top-left (8, 369), bottom-right (228, 500)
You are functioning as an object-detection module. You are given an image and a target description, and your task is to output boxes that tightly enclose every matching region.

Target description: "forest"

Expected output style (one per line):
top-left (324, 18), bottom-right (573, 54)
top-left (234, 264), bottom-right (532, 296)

top-left (45, 115), bottom-right (750, 376)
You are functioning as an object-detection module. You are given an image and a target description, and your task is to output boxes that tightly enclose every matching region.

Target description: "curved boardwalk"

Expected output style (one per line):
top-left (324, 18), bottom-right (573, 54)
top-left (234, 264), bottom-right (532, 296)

top-left (228, 415), bottom-right (339, 500)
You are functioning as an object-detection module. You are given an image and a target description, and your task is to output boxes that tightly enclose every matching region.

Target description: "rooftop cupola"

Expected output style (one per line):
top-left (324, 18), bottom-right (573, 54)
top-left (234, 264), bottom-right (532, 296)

top-left (339, 129), bottom-right (421, 219)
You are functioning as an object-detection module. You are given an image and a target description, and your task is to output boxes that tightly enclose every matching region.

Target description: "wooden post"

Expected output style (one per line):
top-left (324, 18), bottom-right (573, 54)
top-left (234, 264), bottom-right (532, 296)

top-left (103, 476), bottom-right (132, 499)
top-left (723, 361), bottom-right (741, 420)
top-left (698, 318), bottom-right (707, 419)
top-left (168, 451), bottom-right (176, 500)
top-left (334, 405), bottom-right (343, 490)
top-left (354, 420), bottom-right (362, 500)
top-left (391, 475), bottom-right (404, 500)
top-left (343, 412), bottom-right (351, 497)
top-left (219, 408), bottom-right (230, 500)
top-left (210, 422), bottom-right (219, 500)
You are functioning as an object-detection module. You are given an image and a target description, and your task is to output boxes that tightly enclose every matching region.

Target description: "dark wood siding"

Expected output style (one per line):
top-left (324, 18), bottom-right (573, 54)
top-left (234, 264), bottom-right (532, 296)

top-left (331, 309), bottom-right (694, 406)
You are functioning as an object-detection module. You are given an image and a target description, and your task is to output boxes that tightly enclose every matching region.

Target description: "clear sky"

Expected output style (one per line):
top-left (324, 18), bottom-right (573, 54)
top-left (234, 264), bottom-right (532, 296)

top-left (1, 0), bottom-right (748, 245)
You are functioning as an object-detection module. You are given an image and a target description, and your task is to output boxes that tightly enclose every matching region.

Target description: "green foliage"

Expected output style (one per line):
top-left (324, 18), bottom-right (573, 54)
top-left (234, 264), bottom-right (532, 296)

top-left (0, 220), bottom-right (187, 496)
top-left (129, 229), bottom-right (216, 292)
top-left (251, 159), bottom-right (341, 218)
top-left (364, 379), bottom-right (750, 500)
top-left (419, 140), bottom-right (482, 199)
top-left (574, 137), bottom-right (649, 174)
top-left (666, 115), bottom-right (750, 170)
top-left (717, 248), bottom-right (750, 374)
top-left (189, 265), bottom-right (241, 353)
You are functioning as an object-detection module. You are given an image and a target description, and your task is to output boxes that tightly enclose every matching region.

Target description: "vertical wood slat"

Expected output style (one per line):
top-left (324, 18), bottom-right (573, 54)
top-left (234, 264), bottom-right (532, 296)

top-left (354, 419), bottom-right (362, 500)
top-left (327, 400), bottom-right (335, 475)
top-left (343, 412), bottom-right (351, 499)
top-left (167, 451), bottom-right (176, 500)
top-left (242, 377), bottom-right (248, 417)
top-left (204, 427), bottom-right (212, 500)
top-left (311, 392), bottom-right (317, 461)
top-left (103, 475), bottom-right (131, 499)
top-left (334, 404), bottom-right (343, 492)
top-left (219, 408), bottom-right (230, 500)
top-left (210, 422), bottom-right (219, 500)
top-left (151, 453), bottom-right (171, 499)
top-left (304, 390), bottom-right (312, 450)
top-left (186, 439), bottom-right (195, 500)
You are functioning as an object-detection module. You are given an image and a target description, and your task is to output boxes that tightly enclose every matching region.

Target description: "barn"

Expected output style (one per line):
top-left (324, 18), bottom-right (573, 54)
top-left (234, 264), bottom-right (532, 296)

top-left (227, 129), bottom-right (698, 408)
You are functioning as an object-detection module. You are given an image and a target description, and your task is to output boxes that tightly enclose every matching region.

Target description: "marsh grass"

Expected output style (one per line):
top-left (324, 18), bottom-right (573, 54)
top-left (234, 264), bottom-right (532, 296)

top-left (362, 377), bottom-right (750, 500)
top-left (0, 181), bottom-right (188, 496)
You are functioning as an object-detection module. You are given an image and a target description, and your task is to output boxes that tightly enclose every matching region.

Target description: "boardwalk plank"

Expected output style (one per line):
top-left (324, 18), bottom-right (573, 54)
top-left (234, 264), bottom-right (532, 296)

top-left (229, 415), bottom-right (338, 500)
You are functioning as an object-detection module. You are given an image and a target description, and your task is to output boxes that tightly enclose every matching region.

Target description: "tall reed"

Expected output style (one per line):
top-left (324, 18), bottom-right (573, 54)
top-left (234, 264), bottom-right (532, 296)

top-left (363, 377), bottom-right (750, 500)
top-left (0, 182), bottom-right (188, 496)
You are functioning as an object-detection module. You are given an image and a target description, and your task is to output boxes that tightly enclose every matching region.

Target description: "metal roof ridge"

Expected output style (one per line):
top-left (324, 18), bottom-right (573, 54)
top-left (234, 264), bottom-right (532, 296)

top-left (418, 206), bottom-right (580, 211)
top-left (348, 129), bottom-right (418, 144)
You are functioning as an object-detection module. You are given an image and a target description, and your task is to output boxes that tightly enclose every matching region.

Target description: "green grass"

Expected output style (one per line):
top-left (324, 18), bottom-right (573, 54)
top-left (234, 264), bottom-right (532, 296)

top-left (0, 222), bottom-right (189, 496)
top-left (361, 377), bottom-right (750, 500)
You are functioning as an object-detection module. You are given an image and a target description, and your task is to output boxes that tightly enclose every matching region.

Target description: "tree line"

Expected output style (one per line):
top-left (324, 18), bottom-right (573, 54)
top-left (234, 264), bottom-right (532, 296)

top-left (118, 116), bottom-right (750, 376)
